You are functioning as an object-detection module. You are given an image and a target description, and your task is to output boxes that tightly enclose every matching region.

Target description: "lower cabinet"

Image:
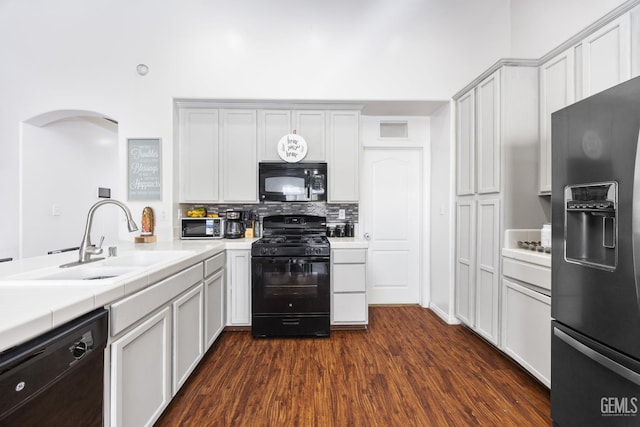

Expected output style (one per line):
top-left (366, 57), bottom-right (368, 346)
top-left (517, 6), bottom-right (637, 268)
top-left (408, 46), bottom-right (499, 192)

top-left (108, 253), bottom-right (227, 427)
top-left (500, 256), bottom-right (551, 388)
top-left (110, 307), bottom-right (172, 427)
top-left (172, 284), bottom-right (204, 394)
top-left (226, 249), bottom-right (251, 326)
top-left (205, 269), bottom-right (225, 348)
top-left (331, 248), bottom-right (368, 326)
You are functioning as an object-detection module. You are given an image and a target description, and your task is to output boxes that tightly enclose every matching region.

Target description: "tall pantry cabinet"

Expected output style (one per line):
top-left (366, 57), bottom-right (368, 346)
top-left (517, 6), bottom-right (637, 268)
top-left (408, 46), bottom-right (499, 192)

top-left (454, 63), bottom-right (540, 345)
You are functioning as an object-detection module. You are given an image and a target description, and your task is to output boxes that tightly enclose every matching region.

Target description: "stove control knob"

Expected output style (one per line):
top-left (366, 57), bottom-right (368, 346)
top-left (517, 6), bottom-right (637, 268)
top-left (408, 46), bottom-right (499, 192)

top-left (270, 248), bottom-right (278, 255)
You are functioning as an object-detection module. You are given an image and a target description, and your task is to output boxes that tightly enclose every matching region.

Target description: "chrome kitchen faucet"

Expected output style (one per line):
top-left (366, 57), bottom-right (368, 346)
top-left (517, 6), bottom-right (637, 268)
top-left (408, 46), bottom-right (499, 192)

top-left (61, 199), bottom-right (138, 267)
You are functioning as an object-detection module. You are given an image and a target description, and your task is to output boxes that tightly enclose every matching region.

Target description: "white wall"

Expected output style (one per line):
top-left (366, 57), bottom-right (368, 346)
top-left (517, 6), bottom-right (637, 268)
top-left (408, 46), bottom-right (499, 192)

top-left (510, 0), bottom-right (630, 58)
top-left (428, 103), bottom-right (457, 323)
top-left (21, 117), bottom-right (120, 258)
top-left (0, 0), bottom-right (511, 259)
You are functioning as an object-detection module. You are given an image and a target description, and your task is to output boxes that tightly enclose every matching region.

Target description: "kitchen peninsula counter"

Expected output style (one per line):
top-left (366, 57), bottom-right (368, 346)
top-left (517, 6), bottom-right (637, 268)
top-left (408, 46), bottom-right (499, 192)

top-left (0, 240), bottom-right (244, 352)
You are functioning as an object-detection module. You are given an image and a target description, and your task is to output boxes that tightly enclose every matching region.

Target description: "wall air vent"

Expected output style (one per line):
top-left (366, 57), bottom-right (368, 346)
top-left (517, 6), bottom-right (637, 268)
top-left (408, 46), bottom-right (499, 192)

top-left (379, 121), bottom-right (408, 138)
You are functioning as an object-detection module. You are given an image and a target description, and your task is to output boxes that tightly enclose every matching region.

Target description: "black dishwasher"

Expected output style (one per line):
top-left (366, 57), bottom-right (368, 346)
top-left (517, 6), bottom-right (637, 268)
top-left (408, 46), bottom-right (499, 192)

top-left (0, 308), bottom-right (108, 426)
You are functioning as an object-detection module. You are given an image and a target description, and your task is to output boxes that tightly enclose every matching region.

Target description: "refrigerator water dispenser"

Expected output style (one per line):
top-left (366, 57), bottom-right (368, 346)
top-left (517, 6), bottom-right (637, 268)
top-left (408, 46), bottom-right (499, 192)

top-left (564, 182), bottom-right (617, 270)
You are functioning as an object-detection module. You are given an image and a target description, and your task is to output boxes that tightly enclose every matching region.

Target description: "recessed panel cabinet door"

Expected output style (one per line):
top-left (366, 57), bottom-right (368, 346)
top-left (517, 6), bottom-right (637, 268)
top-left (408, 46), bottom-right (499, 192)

top-left (110, 307), bottom-right (171, 427)
top-left (582, 14), bottom-right (631, 98)
top-left (475, 199), bottom-right (500, 345)
top-left (476, 70), bottom-right (501, 194)
top-left (456, 89), bottom-right (475, 196)
top-left (258, 110), bottom-right (291, 161)
top-left (179, 109), bottom-right (219, 202)
top-left (220, 110), bottom-right (258, 202)
top-left (539, 48), bottom-right (575, 194)
top-left (204, 269), bottom-right (225, 349)
top-left (172, 284), bottom-right (204, 395)
top-left (293, 110), bottom-right (326, 161)
top-left (455, 200), bottom-right (475, 326)
top-left (328, 111), bottom-right (359, 202)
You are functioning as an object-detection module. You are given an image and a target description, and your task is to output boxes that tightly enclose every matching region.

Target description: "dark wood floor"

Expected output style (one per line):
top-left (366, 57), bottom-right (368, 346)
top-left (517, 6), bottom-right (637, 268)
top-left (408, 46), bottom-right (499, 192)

top-left (156, 306), bottom-right (550, 426)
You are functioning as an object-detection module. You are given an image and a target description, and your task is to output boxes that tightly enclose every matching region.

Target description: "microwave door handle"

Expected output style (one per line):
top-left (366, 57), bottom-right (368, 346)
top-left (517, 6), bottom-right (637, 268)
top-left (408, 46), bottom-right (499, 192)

top-left (305, 173), bottom-right (311, 200)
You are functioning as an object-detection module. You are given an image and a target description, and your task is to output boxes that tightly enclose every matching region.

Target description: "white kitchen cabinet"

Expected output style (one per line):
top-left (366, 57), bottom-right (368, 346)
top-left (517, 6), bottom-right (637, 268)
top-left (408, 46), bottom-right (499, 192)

top-left (455, 69), bottom-right (501, 196)
top-left (178, 108), bottom-right (219, 202)
top-left (220, 109), bottom-right (258, 202)
top-left (172, 283), bottom-right (204, 395)
top-left (108, 262), bottom-right (205, 427)
top-left (582, 13), bottom-right (631, 99)
top-left (204, 252), bottom-right (226, 349)
top-left (539, 48), bottom-right (575, 194)
top-left (476, 70), bottom-right (501, 194)
top-left (455, 199), bottom-right (475, 326)
top-left (454, 63), bottom-right (539, 346)
top-left (110, 307), bottom-right (172, 427)
top-left (501, 255), bottom-right (551, 388)
top-left (456, 89), bottom-right (475, 196)
top-left (327, 111), bottom-right (360, 203)
top-left (258, 109), bottom-right (292, 161)
top-left (331, 248), bottom-right (368, 326)
top-left (474, 199), bottom-right (500, 345)
top-left (293, 110), bottom-right (326, 161)
top-left (226, 249), bottom-right (251, 326)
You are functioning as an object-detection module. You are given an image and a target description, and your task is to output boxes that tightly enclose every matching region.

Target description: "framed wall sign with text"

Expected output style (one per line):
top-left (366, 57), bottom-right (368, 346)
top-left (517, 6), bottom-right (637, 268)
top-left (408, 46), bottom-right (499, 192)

top-left (127, 138), bottom-right (161, 200)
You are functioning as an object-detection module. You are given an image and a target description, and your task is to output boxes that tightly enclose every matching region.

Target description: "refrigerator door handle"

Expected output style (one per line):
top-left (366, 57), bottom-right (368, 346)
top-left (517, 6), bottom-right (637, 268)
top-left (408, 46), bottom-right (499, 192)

top-left (554, 326), bottom-right (640, 386)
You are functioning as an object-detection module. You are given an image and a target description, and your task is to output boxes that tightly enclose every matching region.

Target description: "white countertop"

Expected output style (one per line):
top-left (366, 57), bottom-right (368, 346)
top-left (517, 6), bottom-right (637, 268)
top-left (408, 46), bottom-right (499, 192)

top-left (502, 248), bottom-right (551, 268)
top-left (502, 229), bottom-right (551, 268)
top-left (0, 236), bottom-right (366, 353)
top-left (0, 240), bottom-right (230, 353)
top-left (328, 237), bottom-right (369, 249)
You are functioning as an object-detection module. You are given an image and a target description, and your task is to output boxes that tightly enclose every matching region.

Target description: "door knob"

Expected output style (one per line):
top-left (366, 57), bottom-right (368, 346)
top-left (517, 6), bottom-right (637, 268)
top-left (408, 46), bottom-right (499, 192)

top-left (364, 233), bottom-right (370, 240)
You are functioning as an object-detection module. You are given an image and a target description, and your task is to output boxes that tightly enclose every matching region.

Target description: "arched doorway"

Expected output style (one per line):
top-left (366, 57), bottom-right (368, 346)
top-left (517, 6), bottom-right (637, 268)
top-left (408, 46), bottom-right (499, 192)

top-left (21, 110), bottom-right (119, 257)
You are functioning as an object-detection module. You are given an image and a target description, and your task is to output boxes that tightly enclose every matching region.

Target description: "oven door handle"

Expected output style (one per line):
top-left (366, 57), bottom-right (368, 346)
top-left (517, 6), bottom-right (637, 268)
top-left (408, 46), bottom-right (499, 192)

top-left (253, 257), bottom-right (329, 264)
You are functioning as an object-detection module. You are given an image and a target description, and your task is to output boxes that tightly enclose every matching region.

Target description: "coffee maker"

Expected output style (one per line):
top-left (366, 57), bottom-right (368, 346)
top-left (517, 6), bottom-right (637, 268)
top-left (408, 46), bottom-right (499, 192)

top-left (225, 210), bottom-right (245, 239)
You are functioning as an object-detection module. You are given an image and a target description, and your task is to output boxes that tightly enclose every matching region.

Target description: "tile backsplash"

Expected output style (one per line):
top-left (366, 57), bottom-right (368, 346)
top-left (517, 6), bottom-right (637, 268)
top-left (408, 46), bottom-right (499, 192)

top-left (180, 202), bottom-right (358, 224)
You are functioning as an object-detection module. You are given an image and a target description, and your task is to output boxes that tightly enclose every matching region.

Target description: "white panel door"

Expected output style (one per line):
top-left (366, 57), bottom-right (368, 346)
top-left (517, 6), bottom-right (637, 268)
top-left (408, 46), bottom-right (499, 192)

top-left (475, 198), bottom-right (500, 345)
top-left (220, 109), bottom-right (258, 202)
top-left (179, 108), bottom-right (219, 202)
top-left (456, 89), bottom-right (475, 196)
top-left (455, 199), bottom-right (475, 327)
top-left (583, 13), bottom-right (631, 97)
top-left (476, 69), bottom-right (501, 194)
top-left (539, 48), bottom-right (575, 194)
top-left (361, 148), bottom-right (421, 304)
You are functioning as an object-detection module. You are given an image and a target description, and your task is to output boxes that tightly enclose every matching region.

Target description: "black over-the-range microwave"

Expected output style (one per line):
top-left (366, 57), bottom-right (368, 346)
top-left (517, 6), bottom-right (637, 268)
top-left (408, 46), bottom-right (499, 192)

top-left (259, 162), bottom-right (327, 202)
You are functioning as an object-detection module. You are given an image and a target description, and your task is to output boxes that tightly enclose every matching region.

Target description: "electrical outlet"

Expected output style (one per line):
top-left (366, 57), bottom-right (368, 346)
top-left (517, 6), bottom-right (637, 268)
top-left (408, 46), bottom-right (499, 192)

top-left (51, 204), bottom-right (61, 216)
top-left (338, 209), bottom-right (346, 220)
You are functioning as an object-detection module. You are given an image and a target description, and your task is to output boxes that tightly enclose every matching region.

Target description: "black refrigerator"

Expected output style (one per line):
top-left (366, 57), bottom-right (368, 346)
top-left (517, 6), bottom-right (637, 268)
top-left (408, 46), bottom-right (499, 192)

top-left (551, 75), bottom-right (640, 426)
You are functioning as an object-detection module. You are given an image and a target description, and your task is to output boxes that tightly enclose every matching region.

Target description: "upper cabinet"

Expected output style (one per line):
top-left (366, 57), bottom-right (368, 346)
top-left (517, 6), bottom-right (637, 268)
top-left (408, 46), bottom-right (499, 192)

top-left (294, 111), bottom-right (326, 162)
top-left (538, 10), bottom-right (634, 194)
top-left (258, 110), bottom-right (327, 162)
top-left (327, 111), bottom-right (360, 203)
top-left (258, 110), bottom-right (291, 162)
top-left (220, 110), bottom-right (258, 203)
top-left (456, 89), bottom-right (475, 196)
top-left (581, 14), bottom-right (631, 99)
top-left (178, 104), bottom-right (361, 204)
top-left (476, 70), bottom-right (501, 194)
top-left (178, 109), bottom-right (220, 203)
top-left (539, 48), bottom-right (575, 194)
top-left (456, 69), bottom-right (501, 197)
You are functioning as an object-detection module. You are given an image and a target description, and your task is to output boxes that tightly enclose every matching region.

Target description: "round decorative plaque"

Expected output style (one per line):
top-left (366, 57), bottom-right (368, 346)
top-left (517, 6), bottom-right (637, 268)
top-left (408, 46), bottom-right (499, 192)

top-left (277, 133), bottom-right (308, 163)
